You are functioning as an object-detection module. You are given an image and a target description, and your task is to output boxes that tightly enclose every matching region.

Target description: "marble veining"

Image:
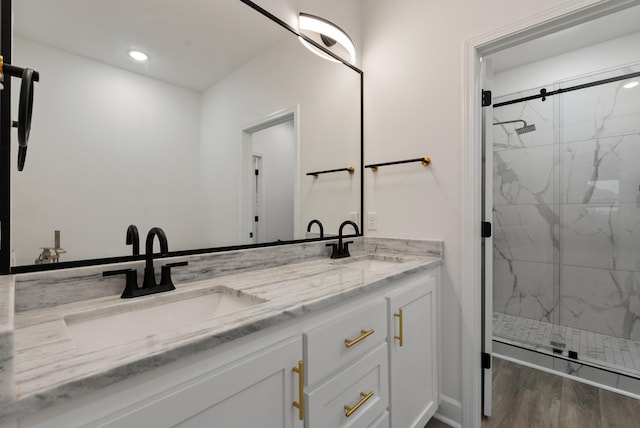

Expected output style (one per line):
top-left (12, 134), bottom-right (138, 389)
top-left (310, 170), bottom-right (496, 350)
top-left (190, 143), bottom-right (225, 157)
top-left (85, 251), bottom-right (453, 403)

top-left (0, 277), bottom-right (14, 404)
top-left (0, 238), bottom-right (441, 422)
top-left (14, 238), bottom-right (365, 313)
top-left (363, 237), bottom-right (443, 258)
top-left (492, 62), bottom-right (640, 367)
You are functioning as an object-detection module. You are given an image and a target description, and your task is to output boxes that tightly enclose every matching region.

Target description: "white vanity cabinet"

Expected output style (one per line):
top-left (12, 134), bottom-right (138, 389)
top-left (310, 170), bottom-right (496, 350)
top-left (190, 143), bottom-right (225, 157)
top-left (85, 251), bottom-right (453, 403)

top-left (98, 337), bottom-right (304, 428)
top-left (4, 265), bottom-right (440, 428)
top-left (12, 336), bottom-right (303, 428)
top-left (387, 270), bottom-right (439, 428)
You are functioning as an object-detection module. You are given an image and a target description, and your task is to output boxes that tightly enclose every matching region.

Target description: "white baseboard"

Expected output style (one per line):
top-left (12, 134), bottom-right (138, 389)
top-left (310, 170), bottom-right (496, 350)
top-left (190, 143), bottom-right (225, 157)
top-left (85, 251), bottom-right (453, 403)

top-left (433, 394), bottom-right (462, 428)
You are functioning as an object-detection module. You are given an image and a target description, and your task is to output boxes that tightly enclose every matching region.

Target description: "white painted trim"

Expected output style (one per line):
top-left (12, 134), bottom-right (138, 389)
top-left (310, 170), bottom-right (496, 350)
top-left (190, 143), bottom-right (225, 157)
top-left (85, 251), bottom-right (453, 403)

top-left (433, 394), bottom-right (463, 428)
top-left (494, 353), bottom-right (640, 401)
top-left (461, 1), bottom-right (640, 427)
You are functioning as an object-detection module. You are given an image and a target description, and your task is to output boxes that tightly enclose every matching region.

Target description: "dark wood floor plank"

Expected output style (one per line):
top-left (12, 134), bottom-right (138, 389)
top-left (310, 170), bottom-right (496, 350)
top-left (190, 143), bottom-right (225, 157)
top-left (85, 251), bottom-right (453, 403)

top-left (425, 417), bottom-right (453, 428)
top-left (431, 357), bottom-right (640, 428)
top-left (482, 359), bottom-right (532, 427)
top-left (600, 388), bottom-right (640, 428)
top-left (558, 378), bottom-right (602, 428)
top-left (519, 368), bottom-right (562, 427)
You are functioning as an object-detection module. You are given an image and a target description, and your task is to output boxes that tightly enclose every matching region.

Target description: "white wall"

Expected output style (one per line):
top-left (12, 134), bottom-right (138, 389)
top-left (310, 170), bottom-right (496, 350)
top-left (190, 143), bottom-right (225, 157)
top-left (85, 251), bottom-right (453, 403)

top-left (358, 0), bottom-right (616, 424)
top-left (199, 34), bottom-right (360, 245)
top-left (494, 31), bottom-right (640, 96)
top-left (11, 37), bottom-right (203, 265)
top-left (252, 120), bottom-right (295, 243)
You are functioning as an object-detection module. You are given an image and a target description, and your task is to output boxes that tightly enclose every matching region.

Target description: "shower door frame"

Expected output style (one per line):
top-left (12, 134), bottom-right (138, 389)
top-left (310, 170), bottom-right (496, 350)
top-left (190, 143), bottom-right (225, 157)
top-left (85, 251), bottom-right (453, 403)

top-left (480, 57), bottom-right (494, 417)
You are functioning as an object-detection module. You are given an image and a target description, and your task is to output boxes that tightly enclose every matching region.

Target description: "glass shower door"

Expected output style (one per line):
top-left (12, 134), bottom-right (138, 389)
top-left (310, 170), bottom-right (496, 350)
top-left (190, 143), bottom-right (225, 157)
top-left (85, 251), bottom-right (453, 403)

top-left (491, 81), bottom-right (559, 355)
top-left (491, 61), bottom-right (640, 380)
top-left (553, 63), bottom-right (640, 376)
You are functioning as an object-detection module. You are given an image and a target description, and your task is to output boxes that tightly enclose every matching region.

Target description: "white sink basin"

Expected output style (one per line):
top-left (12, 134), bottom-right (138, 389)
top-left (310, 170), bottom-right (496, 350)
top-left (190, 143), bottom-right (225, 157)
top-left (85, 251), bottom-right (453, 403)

top-left (332, 254), bottom-right (406, 272)
top-left (65, 286), bottom-right (266, 353)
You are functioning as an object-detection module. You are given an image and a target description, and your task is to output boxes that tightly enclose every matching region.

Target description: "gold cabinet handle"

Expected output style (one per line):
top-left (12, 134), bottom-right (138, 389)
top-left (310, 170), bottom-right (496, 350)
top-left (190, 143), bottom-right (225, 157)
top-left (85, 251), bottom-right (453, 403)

top-left (344, 391), bottom-right (374, 417)
top-left (394, 308), bottom-right (404, 347)
top-left (344, 329), bottom-right (375, 348)
top-left (292, 360), bottom-right (304, 421)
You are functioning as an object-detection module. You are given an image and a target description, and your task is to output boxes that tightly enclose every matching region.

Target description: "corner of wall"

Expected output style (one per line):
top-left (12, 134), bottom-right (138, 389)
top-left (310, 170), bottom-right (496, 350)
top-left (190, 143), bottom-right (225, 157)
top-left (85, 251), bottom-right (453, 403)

top-left (434, 394), bottom-right (463, 428)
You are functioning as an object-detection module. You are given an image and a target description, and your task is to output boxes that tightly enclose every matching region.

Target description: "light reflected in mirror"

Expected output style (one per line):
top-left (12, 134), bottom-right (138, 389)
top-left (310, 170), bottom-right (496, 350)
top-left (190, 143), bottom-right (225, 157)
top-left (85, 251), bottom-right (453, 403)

top-left (10, 0), bottom-right (361, 267)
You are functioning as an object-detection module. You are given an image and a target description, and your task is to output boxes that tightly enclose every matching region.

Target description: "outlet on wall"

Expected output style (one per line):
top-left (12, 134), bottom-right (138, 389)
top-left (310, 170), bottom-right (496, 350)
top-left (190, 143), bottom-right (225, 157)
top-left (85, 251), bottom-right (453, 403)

top-left (368, 212), bottom-right (377, 231)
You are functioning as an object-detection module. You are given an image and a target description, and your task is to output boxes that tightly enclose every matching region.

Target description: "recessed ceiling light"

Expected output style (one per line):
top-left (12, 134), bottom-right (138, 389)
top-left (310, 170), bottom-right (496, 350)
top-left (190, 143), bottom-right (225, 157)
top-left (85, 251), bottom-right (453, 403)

top-left (623, 81), bottom-right (638, 89)
top-left (128, 50), bottom-right (149, 62)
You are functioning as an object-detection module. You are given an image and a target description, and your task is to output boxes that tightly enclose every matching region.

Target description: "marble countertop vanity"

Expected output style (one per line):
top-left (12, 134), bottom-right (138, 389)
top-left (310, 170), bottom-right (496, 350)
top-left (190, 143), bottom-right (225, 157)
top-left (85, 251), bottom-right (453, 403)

top-left (0, 238), bottom-right (442, 422)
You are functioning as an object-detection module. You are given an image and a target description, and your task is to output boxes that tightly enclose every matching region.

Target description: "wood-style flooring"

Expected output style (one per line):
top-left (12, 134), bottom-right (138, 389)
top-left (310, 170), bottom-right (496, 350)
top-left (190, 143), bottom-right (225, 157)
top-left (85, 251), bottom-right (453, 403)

top-left (425, 357), bottom-right (640, 428)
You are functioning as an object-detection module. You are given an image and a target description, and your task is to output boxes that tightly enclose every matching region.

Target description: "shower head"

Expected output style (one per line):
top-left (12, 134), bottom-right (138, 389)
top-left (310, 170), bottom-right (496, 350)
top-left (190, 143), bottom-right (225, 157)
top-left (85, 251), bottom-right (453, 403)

top-left (515, 123), bottom-right (536, 135)
top-left (493, 119), bottom-right (536, 135)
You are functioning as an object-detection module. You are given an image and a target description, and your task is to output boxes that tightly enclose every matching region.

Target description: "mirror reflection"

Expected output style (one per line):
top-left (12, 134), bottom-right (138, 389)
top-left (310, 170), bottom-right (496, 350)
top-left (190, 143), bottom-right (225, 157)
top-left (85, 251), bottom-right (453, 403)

top-left (10, 0), bottom-right (361, 267)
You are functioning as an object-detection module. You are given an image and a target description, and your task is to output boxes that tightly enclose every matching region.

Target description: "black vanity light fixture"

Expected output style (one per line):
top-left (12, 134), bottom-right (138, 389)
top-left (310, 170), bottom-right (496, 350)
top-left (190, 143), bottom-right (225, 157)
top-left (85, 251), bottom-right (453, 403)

top-left (298, 12), bottom-right (355, 65)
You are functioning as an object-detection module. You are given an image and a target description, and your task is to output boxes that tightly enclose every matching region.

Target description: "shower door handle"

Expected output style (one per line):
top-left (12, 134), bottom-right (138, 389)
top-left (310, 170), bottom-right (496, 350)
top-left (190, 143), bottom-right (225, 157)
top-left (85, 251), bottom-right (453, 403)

top-left (481, 221), bottom-right (492, 238)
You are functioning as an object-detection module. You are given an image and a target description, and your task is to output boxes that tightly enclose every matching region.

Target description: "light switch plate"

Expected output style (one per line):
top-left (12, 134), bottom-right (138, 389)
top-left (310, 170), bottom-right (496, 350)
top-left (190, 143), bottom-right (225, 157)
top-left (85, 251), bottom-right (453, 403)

top-left (368, 212), bottom-right (377, 230)
top-left (349, 212), bottom-right (358, 224)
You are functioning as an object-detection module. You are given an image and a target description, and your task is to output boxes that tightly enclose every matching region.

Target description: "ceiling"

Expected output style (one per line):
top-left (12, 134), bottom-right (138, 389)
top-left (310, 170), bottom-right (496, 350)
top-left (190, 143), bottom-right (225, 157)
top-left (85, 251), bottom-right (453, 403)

top-left (489, 4), bottom-right (640, 73)
top-left (13, 0), bottom-right (289, 92)
top-left (16, 1), bottom-right (640, 88)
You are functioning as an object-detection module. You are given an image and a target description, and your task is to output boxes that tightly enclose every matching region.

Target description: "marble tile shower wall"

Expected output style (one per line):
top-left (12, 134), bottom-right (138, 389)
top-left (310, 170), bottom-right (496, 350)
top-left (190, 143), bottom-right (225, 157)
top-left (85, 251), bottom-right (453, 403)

top-left (493, 65), bottom-right (640, 342)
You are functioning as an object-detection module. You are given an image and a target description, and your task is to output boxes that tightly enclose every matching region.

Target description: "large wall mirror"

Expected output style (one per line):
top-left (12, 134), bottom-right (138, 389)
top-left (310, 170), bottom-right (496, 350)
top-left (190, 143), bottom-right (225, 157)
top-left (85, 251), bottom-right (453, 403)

top-left (4, 0), bottom-right (362, 271)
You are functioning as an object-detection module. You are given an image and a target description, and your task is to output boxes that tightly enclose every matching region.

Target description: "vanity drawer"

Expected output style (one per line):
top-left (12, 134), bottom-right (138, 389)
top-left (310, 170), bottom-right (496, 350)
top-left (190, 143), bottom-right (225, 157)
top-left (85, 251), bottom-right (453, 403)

top-left (304, 299), bottom-right (386, 385)
top-left (306, 344), bottom-right (389, 428)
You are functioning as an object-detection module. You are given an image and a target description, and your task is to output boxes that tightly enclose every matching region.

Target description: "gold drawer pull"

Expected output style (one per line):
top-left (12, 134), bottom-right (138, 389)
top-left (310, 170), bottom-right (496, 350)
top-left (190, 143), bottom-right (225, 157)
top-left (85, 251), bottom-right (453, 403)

top-left (394, 308), bottom-right (404, 347)
top-left (292, 360), bottom-right (304, 421)
top-left (344, 391), bottom-right (374, 417)
top-left (345, 329), bottom-right (375, 348)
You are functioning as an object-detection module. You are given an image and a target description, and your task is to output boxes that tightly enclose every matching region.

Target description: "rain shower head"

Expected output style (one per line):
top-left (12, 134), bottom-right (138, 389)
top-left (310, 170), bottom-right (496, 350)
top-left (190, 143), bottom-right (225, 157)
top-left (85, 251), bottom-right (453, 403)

top-left (516, 123), bottom-right (536, 135)
top-left (493, 119), bottom-right (536, 135)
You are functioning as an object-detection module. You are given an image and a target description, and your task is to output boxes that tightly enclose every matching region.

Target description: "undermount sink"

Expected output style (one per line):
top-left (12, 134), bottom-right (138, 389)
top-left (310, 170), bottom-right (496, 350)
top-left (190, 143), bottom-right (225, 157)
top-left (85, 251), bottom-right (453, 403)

top-left (332, 254), bottom-right (406, 272)
top-left (65, 285), bottom-right (266, 353)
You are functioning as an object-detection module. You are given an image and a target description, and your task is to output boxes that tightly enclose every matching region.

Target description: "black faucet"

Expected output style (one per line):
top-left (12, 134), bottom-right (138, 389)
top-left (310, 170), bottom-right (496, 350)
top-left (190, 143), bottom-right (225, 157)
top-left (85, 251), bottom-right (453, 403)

top-left (103, 226), bottom-right (188, 298)
top-left (143, 227), bottom-right (169, 289)
top-left (326, 220), bottom-right (360, 259)
top-left (307, 219), bottom-right (324, 238)
top-left (126, 224), bottom-right (139, 256)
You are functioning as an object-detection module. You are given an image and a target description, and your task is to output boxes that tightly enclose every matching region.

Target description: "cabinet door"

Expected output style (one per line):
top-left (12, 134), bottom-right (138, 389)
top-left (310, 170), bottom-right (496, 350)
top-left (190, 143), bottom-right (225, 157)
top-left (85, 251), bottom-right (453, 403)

top-left (387, 271), bottom-right (438, 428)
top-left (97, 337), bottom-right (303, 428)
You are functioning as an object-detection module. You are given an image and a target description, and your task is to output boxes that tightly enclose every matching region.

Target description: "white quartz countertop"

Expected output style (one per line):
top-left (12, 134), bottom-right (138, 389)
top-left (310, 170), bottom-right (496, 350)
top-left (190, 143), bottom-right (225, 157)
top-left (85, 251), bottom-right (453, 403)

top-left (0, 244), bottom-right (441, 422)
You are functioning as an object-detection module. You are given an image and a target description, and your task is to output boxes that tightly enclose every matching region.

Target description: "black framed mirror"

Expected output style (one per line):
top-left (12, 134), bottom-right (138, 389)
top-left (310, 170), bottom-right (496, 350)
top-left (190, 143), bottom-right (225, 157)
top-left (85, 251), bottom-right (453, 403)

top-left (0, 0), bottom-right (363, 273)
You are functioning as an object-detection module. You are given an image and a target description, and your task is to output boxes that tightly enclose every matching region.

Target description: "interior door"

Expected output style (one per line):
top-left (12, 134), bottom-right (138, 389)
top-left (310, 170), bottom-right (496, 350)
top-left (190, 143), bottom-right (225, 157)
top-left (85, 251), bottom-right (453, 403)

top-left (481, 57), bottom-right (494, 417)
top-left (251, 155), bottom-right (263, 244)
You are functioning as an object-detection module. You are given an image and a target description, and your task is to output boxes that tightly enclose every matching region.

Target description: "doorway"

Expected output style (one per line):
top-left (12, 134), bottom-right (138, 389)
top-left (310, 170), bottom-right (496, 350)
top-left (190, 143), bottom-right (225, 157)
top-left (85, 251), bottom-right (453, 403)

top-left (242, 109), bottom-right (299, 244)
top-left (464, 0), bottom-right (640, 425)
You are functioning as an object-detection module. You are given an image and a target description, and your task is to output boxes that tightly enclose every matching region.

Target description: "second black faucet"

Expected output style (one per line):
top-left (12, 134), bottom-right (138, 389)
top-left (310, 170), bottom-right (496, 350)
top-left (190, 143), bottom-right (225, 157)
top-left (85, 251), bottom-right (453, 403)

top-left (327, 220), bottom-right (360, 259)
